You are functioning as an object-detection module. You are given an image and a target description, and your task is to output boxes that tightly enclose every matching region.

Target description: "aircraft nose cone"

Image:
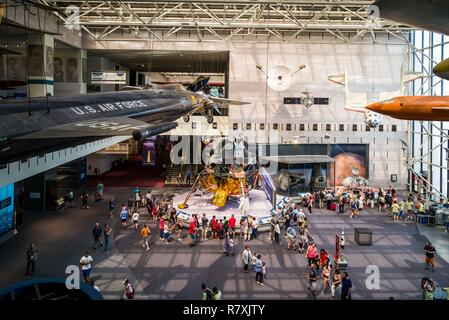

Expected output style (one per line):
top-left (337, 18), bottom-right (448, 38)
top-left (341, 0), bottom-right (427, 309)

top-left (366, 102), bottom-right (380, 112)
top-left (433, 58), bottom-right (449, 80)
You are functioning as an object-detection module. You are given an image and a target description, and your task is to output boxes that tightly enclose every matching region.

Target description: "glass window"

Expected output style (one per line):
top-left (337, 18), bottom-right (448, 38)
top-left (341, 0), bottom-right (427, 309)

top-left (365, 125), bottom-right (371, 132)
top-left (212, 122), bottom-right (218, 129)
top-left (192, 122), bottom-right (197, 129)
top-left (379, 125), bottom-right (384, 132)
top-left (273, 123), bottom-right (278, 130)
top-left (326, 124), bottom-right (331, 131)
top-left (312, 124), bottom-right (318, 131)
top-left (246, 123), bottom-right (251, 130)
top-left (352, 124), bottom-right (358, 131)
top-left (339, 124), bottom-right (344, 131)
top-left (286, 123), bottom-right (292, 131)
top-left (299, 124), bottom-right (305, 131)
top-left (392, 125), bottom-right (397, 132)
top-left (233, 123), bottom-right (238, 131)
top-left (260, 123), bottom-right (265, 130)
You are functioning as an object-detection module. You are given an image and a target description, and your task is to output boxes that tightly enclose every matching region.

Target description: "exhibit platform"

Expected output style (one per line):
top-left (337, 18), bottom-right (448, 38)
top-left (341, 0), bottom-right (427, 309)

top-left (172, 189), bottom-right (273, 222)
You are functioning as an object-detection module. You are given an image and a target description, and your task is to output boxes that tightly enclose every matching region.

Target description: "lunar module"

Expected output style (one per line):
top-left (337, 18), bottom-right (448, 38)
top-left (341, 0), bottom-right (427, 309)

top-left (177, 163), bottom-right (260, 208)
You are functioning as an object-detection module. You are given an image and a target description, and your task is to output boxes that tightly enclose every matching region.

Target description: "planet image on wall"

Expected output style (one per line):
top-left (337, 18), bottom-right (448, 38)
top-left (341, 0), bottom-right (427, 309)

top-left (334, 152), bottom-right (367, 186)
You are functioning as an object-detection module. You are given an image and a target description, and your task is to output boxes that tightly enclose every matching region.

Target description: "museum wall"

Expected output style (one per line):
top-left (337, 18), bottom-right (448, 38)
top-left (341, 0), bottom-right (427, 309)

top-left (53, 48), bottom-right (87, 96)
top-left (86, 56), bottom-right (130, 92)
top-left (82, 32), bottom-right (409, 188)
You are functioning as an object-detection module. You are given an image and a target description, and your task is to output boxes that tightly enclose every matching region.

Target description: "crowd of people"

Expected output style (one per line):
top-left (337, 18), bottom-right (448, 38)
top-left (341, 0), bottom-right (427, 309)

top-left (54, 181), bottom-right (448, 300)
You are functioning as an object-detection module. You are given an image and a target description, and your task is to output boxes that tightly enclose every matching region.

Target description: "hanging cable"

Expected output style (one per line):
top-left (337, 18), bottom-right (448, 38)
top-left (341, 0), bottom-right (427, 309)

top-left (35, 5), bottom-right (50, 114)
top-left (24, 2), bottom-right (32, 116)
top-left (146, 27), bottom-right (154, 87)
top-left (264, 5), bottom-right (270, 130)
top-left (4, 1), bottom-right (10, 100)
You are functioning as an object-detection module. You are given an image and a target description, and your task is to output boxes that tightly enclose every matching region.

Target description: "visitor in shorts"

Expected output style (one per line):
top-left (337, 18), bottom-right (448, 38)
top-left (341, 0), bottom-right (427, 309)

top-left (189, 219), bottom-right (197, 246)
top-left (120, 205), bottom-right (128, 229)
top-left (287, 225), bottom-right (296, 250)
top-left (176, 219), bottom-right (184, 241)
top-left (79, 251), bottom-right (93, 283)
top-left (163, 220), bottom-right (171, 242)
top-left (218, 219), bottom-right (224, 240)
top-left (306, 243), bottom-right (318, 268)
top-left (201, 213), bottom-right (209, 240)
top-left (132, 211), bottom-right (140, 229)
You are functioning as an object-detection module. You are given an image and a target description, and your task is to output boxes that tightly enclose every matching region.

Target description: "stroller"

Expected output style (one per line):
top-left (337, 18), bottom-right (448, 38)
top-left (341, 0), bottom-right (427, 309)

top-left (94, 191), bottom-right (102, 202)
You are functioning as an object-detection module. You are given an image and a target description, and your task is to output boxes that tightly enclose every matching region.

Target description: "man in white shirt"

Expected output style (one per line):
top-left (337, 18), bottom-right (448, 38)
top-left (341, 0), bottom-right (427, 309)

top-left (242, 246), bottom-right (253, 273)
top-left (79, 251), bottom-right (93, 283)
top-left (132, 211), bottom-right (140, 229)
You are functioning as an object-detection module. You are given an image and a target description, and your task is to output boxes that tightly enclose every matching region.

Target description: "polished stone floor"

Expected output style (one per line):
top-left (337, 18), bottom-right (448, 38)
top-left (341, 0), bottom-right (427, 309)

top-left (0, 187), bottom-right (448, 300)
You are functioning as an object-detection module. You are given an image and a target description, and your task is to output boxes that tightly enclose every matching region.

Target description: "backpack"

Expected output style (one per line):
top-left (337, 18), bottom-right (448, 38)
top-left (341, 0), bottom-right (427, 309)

top-left (125, 284), bottom-right (135, 299)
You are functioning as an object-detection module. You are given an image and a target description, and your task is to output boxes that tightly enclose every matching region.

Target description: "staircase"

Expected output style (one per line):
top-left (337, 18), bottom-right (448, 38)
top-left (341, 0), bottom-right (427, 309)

top-left (165, 163), bottom-right (180, 186)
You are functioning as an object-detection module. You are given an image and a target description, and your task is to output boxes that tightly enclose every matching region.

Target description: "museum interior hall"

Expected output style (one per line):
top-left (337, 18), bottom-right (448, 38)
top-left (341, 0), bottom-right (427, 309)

top-left (0, 0), bottom-right (449, 303)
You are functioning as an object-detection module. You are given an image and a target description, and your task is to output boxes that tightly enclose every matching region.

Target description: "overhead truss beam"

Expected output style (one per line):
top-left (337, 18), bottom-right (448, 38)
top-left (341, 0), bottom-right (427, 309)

top-left (38, 0), bottom-right (414, 41)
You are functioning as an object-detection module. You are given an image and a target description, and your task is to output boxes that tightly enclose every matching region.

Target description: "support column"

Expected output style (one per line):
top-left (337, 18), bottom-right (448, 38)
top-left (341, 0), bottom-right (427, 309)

top-left (27, 34), bottom-right (54, 97)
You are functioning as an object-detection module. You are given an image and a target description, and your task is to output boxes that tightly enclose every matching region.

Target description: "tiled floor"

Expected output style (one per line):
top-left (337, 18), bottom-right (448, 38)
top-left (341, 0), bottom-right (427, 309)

top-left (0, 187), bottom-right (448, 300)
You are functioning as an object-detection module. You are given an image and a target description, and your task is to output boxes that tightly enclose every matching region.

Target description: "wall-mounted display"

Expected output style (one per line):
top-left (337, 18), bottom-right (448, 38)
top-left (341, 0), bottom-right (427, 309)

top-left (0, 184), bottom-right (14, 237)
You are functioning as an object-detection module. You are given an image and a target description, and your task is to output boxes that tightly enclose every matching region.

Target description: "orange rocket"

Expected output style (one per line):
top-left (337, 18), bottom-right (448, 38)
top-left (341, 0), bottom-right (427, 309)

top-left (366, 96), bottom-right (449, 121)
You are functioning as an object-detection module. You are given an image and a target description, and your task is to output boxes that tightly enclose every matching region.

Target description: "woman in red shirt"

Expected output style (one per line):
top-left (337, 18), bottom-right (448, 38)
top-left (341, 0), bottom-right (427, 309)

top-left (306, 243), bottom-right (319, 268)
top-left (319, 249), bottom-right (329, 271)
top-left (210, 216), bottom-right (218, 239)
top-left (188, 220), bottom-right (197, 247)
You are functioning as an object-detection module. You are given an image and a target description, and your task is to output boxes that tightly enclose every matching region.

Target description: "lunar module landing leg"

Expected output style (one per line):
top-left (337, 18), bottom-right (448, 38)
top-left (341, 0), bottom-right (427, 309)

top-left (177, 175), bottom-right (203, 209)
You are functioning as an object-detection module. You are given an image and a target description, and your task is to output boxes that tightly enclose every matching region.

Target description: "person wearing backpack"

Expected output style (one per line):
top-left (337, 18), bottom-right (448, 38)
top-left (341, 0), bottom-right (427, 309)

top-left (122, 279), bottom-right (135, 300)
top-left (274, 221), bottom-right (281, 245)
top-left (287, 225), bottom-right (296, 250)
top-left (254, 254), bottom-right (264, 285)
